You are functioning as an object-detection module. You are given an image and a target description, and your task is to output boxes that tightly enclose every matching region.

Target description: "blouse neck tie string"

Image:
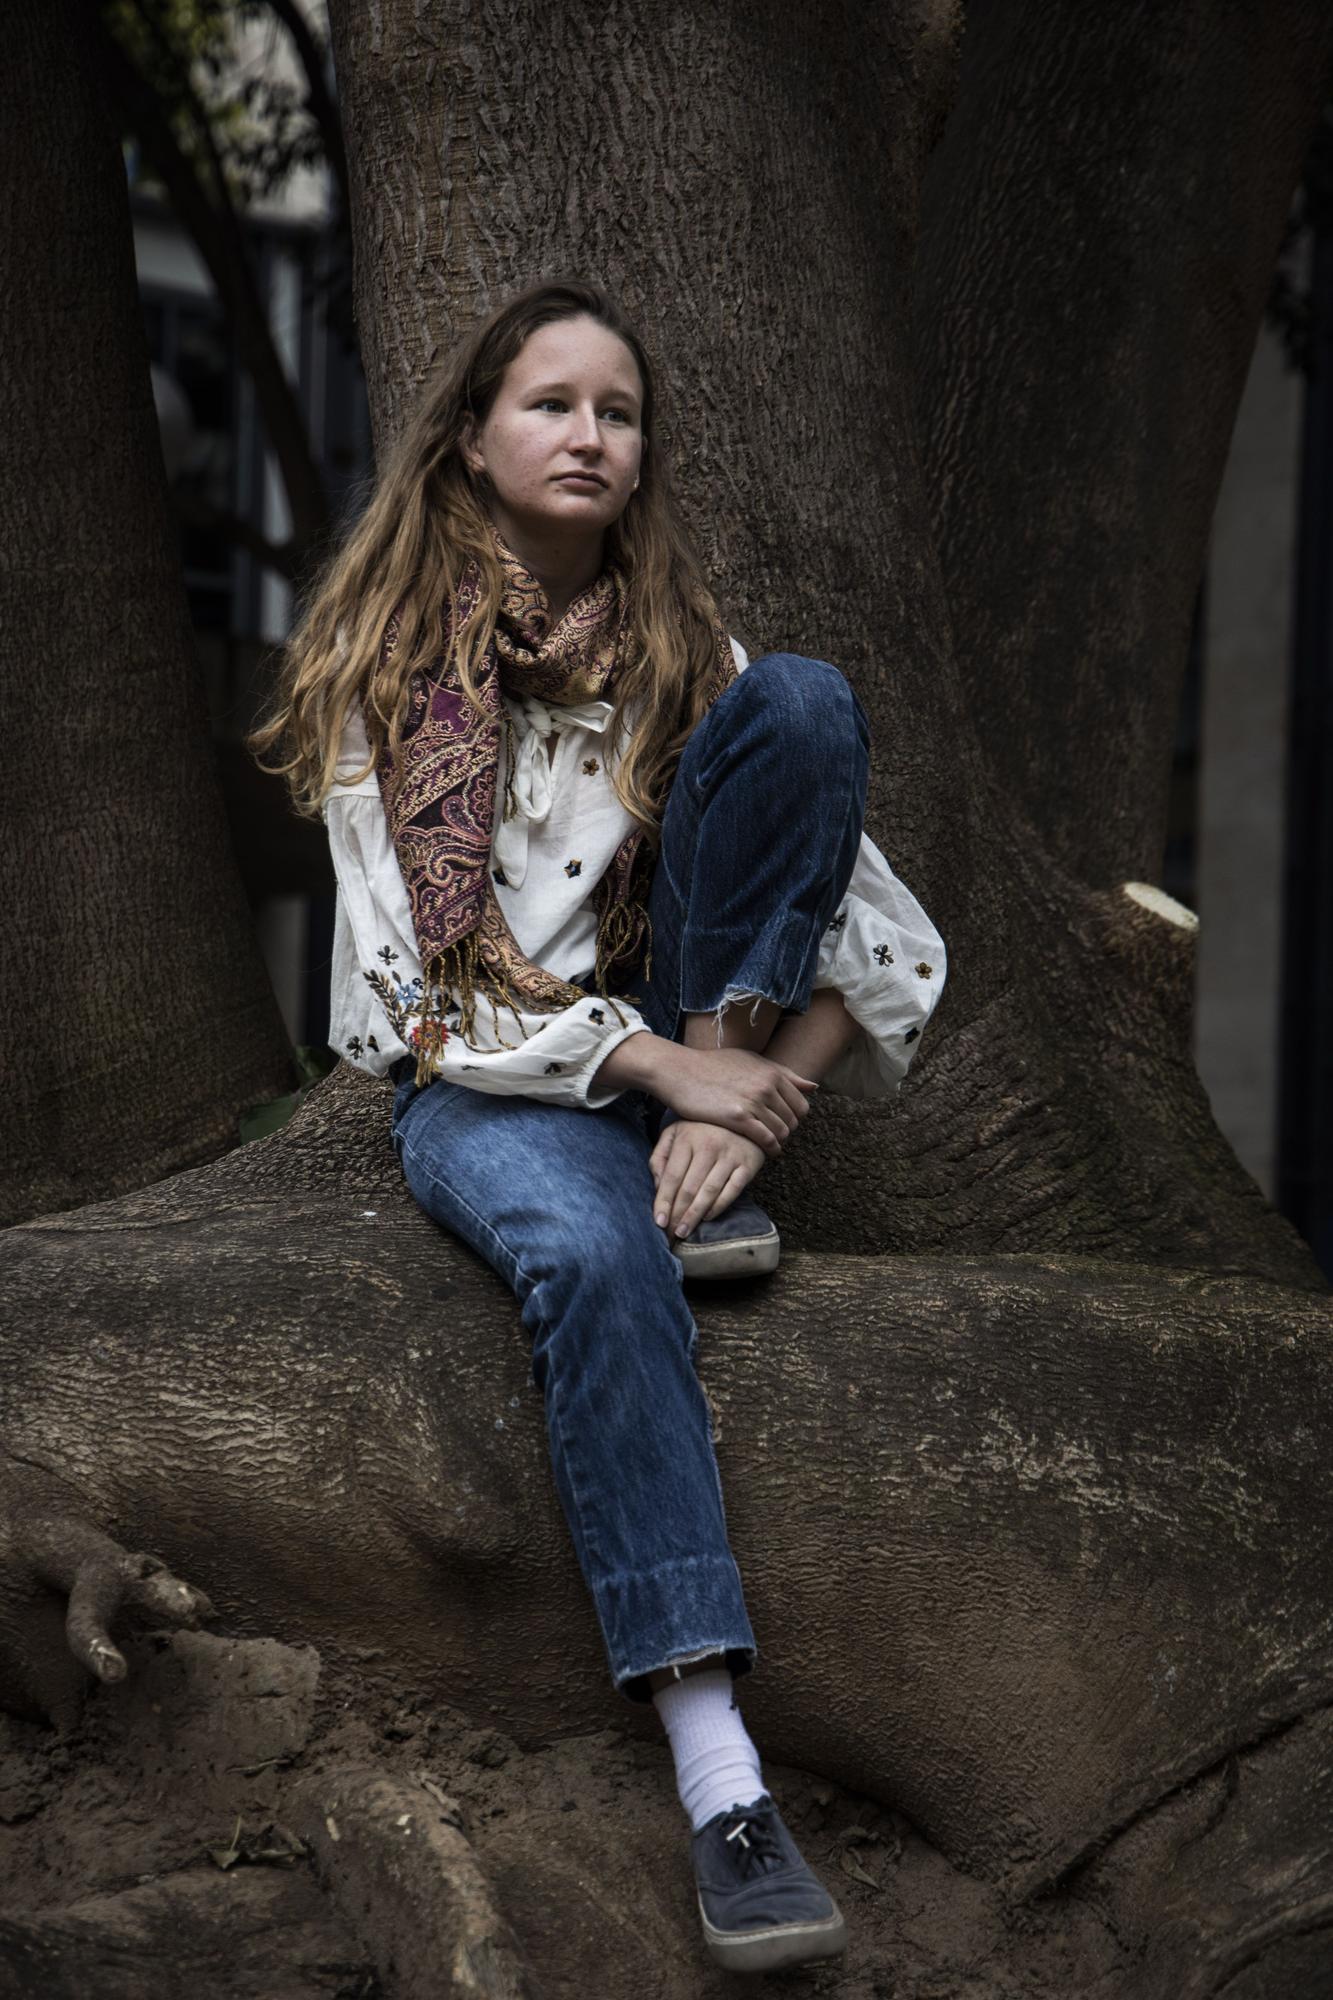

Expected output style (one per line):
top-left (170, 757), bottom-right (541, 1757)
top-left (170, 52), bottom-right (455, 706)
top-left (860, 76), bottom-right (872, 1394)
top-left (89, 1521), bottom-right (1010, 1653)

top-left (494, 693), bottom-right (614, 890)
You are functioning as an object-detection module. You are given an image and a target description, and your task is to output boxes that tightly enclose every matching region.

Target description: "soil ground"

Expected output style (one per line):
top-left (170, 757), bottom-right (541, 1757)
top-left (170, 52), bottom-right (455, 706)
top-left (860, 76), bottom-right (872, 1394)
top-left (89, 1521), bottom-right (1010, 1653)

top-left (0, 1629), bottom-right (1188, 1997)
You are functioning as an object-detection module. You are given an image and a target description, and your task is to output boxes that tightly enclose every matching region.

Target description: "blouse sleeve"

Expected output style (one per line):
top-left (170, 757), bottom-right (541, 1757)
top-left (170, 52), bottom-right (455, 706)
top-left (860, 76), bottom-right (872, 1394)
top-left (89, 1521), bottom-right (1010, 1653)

top-left (810, 830), bottom-right (947, 1098)
top-left (321, 702), bottom-right (650, 1109)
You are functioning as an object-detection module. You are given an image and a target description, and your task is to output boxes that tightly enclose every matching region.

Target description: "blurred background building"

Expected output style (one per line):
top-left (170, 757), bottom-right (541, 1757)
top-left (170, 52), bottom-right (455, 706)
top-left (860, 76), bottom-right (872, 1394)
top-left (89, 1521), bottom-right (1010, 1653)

top-left (123, 2), bottom-right (1333, 1276)
top-left (125, 0), bottom-right (367, 1057)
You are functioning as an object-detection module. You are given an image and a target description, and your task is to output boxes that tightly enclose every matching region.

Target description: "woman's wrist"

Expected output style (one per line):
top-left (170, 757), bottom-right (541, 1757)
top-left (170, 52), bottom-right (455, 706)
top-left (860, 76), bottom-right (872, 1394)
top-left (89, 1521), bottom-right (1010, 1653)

top-left (589, 1027), bottom-right (682, 1096)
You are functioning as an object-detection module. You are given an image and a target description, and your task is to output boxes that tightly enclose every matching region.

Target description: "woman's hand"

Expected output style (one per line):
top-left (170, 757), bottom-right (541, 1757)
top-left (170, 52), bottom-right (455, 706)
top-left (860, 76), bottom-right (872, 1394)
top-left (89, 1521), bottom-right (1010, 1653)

top-left (649, 1120), bottom-right (767, 1239)
top-left (648, 1043), bottom-right (818, 1156)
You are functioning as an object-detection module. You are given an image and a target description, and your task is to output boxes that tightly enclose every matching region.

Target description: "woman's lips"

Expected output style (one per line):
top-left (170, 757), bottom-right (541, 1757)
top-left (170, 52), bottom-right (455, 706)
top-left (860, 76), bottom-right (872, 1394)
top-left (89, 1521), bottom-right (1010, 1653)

top-left (556, 473), bottom-right (606, 487)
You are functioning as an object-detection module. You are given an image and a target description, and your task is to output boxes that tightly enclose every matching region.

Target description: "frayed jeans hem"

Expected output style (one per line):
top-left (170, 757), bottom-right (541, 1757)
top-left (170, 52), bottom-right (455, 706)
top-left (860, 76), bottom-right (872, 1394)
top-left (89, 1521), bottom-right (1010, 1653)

top-left (677, 912), bottom-right (824, 1045)
top-left (595, 1552), bottom-right (757, 1704)
top-left (618, 1641), bottom-right (758, 1705)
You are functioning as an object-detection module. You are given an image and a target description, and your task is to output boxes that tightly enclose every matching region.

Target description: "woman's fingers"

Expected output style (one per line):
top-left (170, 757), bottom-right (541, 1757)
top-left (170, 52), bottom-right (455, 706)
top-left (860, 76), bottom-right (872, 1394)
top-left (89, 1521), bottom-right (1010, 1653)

top-left (742, 1112), bottom-right (784, 1155)
top-left (651, 1122), bottom-right (766, 1234)
top-left (649, 1123), bottom-right (678, 1185)
top-left (705, 1166), bottom-right (751, 1225)
top-left (707, 1085), bottom-right (815, 1157)
top-left (765, 1075), bottom-right (815, 1131)
top-left (743, 1072), bottom-right (817, 1150)
top-left (749, 1082), bottom-right (810, 1148)
top-left (749, 1103), bottom-right (791, 1149)
top-left (653, 1134), bottom-right (691, 1227)
top-left (778, 1072), bottom-right (819, 1120)
top-left (672, 1160), bottom-right (737, 1238)
top-left (654, 1129), bottom-right (749, 1236)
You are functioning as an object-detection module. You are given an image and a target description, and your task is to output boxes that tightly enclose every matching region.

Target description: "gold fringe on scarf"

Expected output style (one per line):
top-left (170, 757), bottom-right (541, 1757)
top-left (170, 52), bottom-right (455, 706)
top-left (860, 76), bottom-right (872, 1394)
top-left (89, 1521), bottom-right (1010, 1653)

top-left (412, 894), bottom-right (652, 1088)
top-left (593, 892), bottom-right (653, 1000)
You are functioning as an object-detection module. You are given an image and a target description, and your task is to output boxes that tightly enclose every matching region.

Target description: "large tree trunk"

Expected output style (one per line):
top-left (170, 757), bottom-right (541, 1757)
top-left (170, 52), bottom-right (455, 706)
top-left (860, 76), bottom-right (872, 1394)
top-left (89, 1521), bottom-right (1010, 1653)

top-left (330, 0), bottom-right (1329, 1284)
top-left (916, 0), bottom-right (1318, 889)
top-left (0, 0), bottom-right (294, 1229)
top-left (4, 1), bottom-right (1333, 1994)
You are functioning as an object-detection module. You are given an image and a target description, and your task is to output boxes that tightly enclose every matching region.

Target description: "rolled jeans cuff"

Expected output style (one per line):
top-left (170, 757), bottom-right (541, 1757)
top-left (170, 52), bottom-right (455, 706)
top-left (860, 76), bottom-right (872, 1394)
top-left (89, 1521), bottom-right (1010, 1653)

top-left (597, 1553), bottom-right (758, 1704)
top-left (678, 908), bottom-right (824, 1033)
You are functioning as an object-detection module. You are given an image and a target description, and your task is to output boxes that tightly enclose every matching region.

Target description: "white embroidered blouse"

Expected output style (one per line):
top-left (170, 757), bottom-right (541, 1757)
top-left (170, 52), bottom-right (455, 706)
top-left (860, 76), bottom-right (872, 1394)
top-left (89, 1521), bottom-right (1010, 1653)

top-left (321, 638), bottom-right (947, 1109)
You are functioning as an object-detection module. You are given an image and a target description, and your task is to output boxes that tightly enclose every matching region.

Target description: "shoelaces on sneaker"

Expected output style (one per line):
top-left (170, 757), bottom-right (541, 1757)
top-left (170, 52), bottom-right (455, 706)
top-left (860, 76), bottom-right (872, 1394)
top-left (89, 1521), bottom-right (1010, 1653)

top-left (718, 1809), bottom-right (787, 1876)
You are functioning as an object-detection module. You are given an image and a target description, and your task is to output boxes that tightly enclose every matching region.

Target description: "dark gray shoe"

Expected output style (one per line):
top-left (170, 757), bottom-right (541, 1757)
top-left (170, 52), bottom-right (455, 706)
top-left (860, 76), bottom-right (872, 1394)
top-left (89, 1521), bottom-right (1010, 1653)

top-left (690, 1796), bottom-right (848, 1973)
top-left (673, 1192), bottom-right (780, 1279)
top-left (655, 1108), bottom-right (781, 1279)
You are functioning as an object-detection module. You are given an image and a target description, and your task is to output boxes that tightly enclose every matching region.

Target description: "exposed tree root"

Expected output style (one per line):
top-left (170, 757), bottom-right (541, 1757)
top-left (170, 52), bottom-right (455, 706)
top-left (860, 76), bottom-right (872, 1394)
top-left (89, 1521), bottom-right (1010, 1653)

top-left (25, 1523), bottom-right (213, 1691)
top-left (289, 1765), bottom-right (538, 1999)
top-left (0, 1459), bottom-right (214, 1731)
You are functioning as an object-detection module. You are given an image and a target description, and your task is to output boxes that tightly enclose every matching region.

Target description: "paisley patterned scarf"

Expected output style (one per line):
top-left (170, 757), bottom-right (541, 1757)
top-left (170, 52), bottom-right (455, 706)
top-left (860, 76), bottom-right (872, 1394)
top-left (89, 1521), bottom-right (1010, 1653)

top-left (376, 527), bottom-right (737, 1086)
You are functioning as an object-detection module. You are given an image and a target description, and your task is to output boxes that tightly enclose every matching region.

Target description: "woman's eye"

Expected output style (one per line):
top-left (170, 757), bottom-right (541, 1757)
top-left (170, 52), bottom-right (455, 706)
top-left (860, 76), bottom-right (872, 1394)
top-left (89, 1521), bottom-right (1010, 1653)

top-left (535, 399), bottom-right (632, 422)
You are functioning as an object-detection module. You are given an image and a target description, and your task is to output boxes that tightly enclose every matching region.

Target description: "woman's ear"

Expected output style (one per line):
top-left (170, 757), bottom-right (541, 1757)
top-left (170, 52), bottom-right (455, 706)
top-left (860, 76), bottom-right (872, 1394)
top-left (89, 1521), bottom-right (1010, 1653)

top-left (460, 415), bottom-right (483, 479)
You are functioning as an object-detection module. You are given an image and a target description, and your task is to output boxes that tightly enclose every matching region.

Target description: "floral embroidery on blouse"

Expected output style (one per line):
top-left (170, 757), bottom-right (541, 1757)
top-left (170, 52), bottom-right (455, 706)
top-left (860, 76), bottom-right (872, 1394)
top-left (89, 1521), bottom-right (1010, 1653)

top-left (915, 962), bottom-right (933, 978)
top-left (827, 911), bottom-right (847, 933)
top-left (363, 964), bottom-right (425, 1048)
top-left (873, 944), bottom-right (894, 966)
top-left (589, 1006), bottom-right (605, 1024)
top-left (582, 758), bottom-right (599, 775)
top-left (362, 948), bottom-right (540, 1061)
top-left (564, 859), bottom-right (583, 877)
top-left (363, 963), bottom-right (461, 1057)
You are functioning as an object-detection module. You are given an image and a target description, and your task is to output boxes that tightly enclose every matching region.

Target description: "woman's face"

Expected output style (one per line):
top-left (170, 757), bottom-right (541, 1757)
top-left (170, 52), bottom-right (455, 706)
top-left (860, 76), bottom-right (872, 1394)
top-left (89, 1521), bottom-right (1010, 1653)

top-left (462, 315), bottom-right (645, 544)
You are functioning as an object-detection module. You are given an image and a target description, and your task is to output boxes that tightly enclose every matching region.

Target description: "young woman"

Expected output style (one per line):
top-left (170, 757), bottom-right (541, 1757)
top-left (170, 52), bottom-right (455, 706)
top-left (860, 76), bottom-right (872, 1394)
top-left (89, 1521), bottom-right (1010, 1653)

top-left (249, 278), bottom-right (946, 1975)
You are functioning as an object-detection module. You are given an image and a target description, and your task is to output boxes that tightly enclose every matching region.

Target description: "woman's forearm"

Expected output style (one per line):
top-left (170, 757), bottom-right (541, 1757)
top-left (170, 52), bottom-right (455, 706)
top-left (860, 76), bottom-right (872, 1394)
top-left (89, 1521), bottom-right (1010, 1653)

top-left (591, 1028), bottom-right (675, 1096)
top-left (593, 990), bottom-right (860, 1100)
top-left (761, 988), bottom-right (862, 1082)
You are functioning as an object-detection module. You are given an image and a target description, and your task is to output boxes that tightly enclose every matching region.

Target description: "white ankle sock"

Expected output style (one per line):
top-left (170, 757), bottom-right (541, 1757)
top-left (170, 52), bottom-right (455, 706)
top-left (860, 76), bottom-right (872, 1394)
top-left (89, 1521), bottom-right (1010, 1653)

top-left (652, 1668), bottom-right (767, 1831)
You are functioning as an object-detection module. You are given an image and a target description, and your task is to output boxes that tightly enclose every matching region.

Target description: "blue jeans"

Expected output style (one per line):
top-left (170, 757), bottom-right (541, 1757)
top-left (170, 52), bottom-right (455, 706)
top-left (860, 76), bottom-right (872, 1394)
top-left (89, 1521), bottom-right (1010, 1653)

top-left (389, 654), bottom-right (870, 1700)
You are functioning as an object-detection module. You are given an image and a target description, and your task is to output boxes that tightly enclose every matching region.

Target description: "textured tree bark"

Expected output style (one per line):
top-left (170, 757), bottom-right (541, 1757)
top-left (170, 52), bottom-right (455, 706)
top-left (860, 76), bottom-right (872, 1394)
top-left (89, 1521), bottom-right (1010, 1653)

top-left (0, 1), bottom-right (294, 1229)
top-left (2, 1071), bottom-right (1333, 1990)
top-left (5, 0), bottom-right (1333, 1993)
top-left (324, 0), bottom-right (1333, 1284)
top-left (915, 0), bottom-right (1328, 891)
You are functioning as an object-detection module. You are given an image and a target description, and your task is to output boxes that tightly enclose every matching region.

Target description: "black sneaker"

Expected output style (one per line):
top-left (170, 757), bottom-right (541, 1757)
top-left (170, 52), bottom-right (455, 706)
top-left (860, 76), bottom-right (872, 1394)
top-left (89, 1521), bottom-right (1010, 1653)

top-left (672, 1192), bottom-right (781, 1279)
top-left (690, 1796), bottom-right (848, 1973)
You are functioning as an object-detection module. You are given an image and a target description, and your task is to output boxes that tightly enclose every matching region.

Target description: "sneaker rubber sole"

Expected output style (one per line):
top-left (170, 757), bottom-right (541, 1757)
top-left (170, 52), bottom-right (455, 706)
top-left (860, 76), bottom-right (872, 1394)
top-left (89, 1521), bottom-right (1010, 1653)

top-left (673, 1227), bottom-right (781, 1280)
top-left (697, 1896), bottom-right (848, 1973)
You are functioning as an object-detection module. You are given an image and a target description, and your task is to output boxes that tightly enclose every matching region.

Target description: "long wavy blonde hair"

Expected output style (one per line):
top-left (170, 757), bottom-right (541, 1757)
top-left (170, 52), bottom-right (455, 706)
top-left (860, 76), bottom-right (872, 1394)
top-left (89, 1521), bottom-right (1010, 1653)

top-left (246, 277), bottom-right (734, 843)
